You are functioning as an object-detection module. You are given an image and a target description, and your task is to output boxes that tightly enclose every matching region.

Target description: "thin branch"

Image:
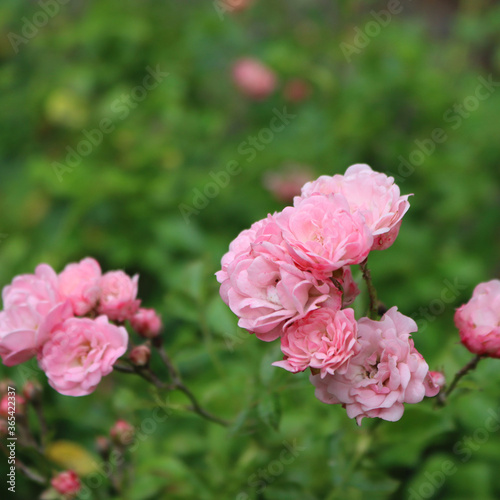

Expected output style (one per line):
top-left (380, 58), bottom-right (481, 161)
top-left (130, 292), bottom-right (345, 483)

top-left (359, 258), bottom-right (378, 320)
top-left (437, 354), bottom-right (482, 406)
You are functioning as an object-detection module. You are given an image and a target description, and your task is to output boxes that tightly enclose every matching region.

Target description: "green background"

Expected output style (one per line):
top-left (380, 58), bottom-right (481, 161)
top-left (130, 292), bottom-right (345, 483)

top-left (0, 0), bottom-right (500, 498)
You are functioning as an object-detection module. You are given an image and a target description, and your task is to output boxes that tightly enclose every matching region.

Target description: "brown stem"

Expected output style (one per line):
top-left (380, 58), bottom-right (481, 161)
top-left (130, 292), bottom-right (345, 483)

top-left (359, 258), bottom-right (378, 320)
top-left (437, 354), bottom-right (482, 406)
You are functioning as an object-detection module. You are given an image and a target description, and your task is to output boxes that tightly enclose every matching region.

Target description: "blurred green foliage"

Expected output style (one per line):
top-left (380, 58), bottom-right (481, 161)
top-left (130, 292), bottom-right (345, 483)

top-left (0, 0), bottom-right (499, 498)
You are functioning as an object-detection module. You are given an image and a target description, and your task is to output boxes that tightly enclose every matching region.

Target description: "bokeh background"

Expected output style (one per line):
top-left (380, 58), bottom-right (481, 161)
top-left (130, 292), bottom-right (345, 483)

top-left (1, 0), bottom-right (500, 499)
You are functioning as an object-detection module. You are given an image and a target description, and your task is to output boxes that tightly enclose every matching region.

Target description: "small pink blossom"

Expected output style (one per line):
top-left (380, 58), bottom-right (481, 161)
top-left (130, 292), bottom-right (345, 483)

top-left (216, 215), bottom-right (336, 341)
top-left (98, 271), bottom-right (140, 322)
top-left (276, 194), bottom-right (373, 276)
top-left (221, 0), bottom-right (253, 12)
top-left (129, 345), bottom-right (151, 367)
top-left (58, 257), bottom-right (102, 316)
top-left (130, 308), bottom-right (162, 338)
top-left (454, 280), bottom-right (500, 358)
top-left (273, 307), bottom-right (357, 377)
top-left (38, 316), bottom-right (128, 396)
top-left (51, 470), bottom-right (81, 496)
top-left (311, 307), bottom-right (431, 424)
top-left (263, 166), bottom-right (313, 203)
top-left (299, 164), bottom-right (411, 250)
top-left (232, 58), bottom-right (277, 100)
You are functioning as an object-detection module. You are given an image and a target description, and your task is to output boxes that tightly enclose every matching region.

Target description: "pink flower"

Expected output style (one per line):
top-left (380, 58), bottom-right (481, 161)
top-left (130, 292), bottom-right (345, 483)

top-left (311, 307), bottom-right (431, 424)
top-left (0, 264), bottom-right (72, 367)
top-left (58, 257), bottom-right (102, 316)
top-left (454, 280), bottom-right (500, 358)
top-left (216, 216), bottom-right (336, 341)
top-left (276, 194), bottom-right (373, 276)
top-left (299, 164), bottom-right (411, 250)
top-left (98, 271), bottom-right (140, 322)
top-left (424, 371), bottom-right (445, 397)
top-left (51, 470), bottom-right (81, 496)
top-left (38, 316), bottom-right (128, 396)
top-left (273, 307), bottom-right (357, 377)
top-left (130, 308), bottom-right (162, 338)
top-left (263, 166), bottom-right (313, 203)
top-left (221, 0), bottom-right (253, 12)
top-left (232, 58), bottom-right (277, 100)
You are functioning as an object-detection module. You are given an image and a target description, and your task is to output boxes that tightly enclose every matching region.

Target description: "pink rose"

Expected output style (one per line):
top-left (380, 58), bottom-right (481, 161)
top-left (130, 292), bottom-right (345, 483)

top-left (0, 264), bottom-right (71, 367)
top-left (299, 164), bottom-right (411, 250)
top-left (232, 58), bottom-right (277, 100)
top-left (276, 194), bottom-right (373, 276)
top-left (58, 257), bottom-right (102, 315)
top-left (38, 316), bottom-right (128, 396)
top-left (130, 308), bottom-right (162, 338)
top-left (216, 215), bottom-right (336, 341)
top-left (98, 271), bottom-right (140, 322)
top-left (454, 280), bottom-right (500, 358)
top-left (311, 307), bottom-right (431, 424)
top-left (51, 470), bottom-right (81, 496)
top-left (273, 307), bottom-right (357, 377)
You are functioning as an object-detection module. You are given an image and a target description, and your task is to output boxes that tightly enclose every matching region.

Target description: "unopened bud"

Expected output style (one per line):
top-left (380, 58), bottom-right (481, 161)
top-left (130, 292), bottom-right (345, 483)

top-left (95, 435), bottom-right (111, 457)
top-left (129, 345), bottom-right (151, 367)
top-left (22, 380), bottom-right (42, 402)
top-left (0, 394), bottom-right (26, 418)
top-left (110, 419), bottom-right (135, 446)
top-left (130, 308), bottom-right (163, 339)
top-left (51, 470), bottom-right (81, 497)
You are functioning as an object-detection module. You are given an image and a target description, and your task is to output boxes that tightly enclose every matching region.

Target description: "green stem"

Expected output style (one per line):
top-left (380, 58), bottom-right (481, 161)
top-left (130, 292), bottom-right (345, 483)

top-left (437, 354), bottom-right (482, 406)
top-left (360, 258), bottom-right (378, 319)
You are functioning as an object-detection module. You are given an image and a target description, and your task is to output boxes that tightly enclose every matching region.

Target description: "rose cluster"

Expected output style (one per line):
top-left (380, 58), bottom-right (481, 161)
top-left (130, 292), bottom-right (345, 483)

top-left (0, 258), bottom-right (162, 396)
top-left (217, 164), bottom-right (442, 424)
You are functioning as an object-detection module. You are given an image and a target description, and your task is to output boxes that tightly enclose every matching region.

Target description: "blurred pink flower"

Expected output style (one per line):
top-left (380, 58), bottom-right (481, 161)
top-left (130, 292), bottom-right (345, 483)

top-left (455, 280), bottom-right (500, 358)
top-left (311, 307), bottom-right (431, 424)
top-left (0, 264), bottom-right (72, 367)
top-left (216, 215), bottom-right (336, 341)
top-left (273, 307), bottom-right (357, 377)
top-left (263, 166), bottom-right (313, 203)
top-left (276, 194), bottom-right (373, 276)
top-left (0, 394), bottom-right (26, 418)
top-left (129, 344), bottom-right (151, 367)
top-left (130, 308), bottom-right (162, 338)
top-left (299, 164), bottom-right (411, 250)
top-left (58, 257), bottom-right (102, 315)
top-left (98, 271), bottom-right (140, 322)
top-left (221, 0), bottom-right (253, 12)
top-left (51, 470), bottom-right (81, 496)
top-left (38, 316), bottom-right (128, 396)
top-left (232, 58), bottom-right (277, 100)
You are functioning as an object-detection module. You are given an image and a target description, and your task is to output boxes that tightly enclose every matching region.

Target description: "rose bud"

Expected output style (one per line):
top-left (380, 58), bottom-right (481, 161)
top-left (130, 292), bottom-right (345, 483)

top-left (424, 371), bottom-right (445, 397)
top-left (110, 419), bottom-right (135, 446)
top-left (0, 394), bottom-right (26, 418)
top-left (51, 470), bottom-right (81, 497)
top-left (95, 435), bottom-right (111, 457)
top-left (130, 308), bottom-right (162, 339)
top-left (0, 420), bottom-right (8, 435)
top-left (129, 345), bottom-right (151, 367)
top-left (22, 380), bottom-right (42, 402)
top-left (455, 280), bottom-right (500, 358)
